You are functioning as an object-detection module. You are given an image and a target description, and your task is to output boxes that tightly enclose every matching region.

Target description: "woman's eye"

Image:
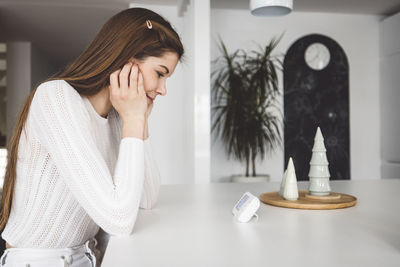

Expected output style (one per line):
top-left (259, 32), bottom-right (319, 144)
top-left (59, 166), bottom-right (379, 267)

top-left (156, 71), bottom-right (164, 78)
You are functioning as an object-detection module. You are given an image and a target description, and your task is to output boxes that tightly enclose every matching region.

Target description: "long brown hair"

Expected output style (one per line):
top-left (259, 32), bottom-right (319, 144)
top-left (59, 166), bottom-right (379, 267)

top-left (0, 7), bottom-right (184, 229)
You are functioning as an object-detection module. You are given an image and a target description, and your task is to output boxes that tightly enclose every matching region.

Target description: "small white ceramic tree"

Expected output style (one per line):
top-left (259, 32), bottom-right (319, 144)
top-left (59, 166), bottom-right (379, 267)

top-left (308, 127), bottom-right (331, 196)
top-left (279, 169), bottom-right (287, 196)
top-left (283, 157), bottom-right (299, 201)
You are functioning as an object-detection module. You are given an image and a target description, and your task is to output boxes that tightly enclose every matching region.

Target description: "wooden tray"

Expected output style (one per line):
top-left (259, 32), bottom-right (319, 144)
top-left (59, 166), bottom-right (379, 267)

top-left (259, 191), bottom-right (357, 210)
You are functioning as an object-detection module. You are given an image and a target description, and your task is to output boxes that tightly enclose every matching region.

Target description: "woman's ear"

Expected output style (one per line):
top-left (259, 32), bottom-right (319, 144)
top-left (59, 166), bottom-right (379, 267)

top-left (128, 57), bottom-right (137, 64)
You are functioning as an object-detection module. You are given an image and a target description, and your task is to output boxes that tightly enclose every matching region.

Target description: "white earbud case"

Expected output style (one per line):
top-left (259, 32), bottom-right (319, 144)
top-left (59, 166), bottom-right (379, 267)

top-left (232, 192), bottom-right (260, 223)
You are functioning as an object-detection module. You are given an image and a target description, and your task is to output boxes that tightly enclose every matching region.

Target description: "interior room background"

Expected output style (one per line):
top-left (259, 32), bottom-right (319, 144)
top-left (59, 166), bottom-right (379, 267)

top-left (0, 0), bottom-right (399, 187)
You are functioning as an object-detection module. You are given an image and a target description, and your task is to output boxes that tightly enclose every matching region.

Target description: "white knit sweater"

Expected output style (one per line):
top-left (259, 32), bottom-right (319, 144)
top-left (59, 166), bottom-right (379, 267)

top-left (2, 79), bottom-right (160, 248)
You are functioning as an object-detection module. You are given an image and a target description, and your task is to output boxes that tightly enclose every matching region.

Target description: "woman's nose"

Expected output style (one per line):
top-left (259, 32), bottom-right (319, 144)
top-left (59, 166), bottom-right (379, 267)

top-left (157, 83), bottom-right (167, 96)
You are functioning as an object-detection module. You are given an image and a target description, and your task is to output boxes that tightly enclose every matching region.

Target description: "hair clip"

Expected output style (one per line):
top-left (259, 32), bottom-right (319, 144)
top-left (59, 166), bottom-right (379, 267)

top-left (146, 20), bottom-right (153, 29)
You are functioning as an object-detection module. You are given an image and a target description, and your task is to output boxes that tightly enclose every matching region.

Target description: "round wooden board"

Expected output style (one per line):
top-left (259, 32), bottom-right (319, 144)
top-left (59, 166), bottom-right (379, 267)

top-left (259, 191), bottom-right (357, 210)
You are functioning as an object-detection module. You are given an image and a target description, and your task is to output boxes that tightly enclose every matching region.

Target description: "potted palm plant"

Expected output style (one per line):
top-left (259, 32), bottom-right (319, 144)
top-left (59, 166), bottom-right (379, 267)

top-left (211, 36), bottom-right (283, 182)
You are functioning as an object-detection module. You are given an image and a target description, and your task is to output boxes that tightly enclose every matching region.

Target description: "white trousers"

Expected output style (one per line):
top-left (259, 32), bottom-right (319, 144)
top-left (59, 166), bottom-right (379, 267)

top-left (0, 238), bottom-right (97, 267)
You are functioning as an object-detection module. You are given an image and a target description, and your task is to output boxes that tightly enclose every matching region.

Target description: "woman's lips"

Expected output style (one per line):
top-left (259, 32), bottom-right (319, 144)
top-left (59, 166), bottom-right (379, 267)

top-left (147, 95), bottom-right (154, 103)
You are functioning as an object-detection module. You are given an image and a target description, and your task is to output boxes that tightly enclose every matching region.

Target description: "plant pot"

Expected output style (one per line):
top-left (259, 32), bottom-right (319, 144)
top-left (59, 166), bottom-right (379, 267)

top-left (231, 175), bottom-right (270, 183)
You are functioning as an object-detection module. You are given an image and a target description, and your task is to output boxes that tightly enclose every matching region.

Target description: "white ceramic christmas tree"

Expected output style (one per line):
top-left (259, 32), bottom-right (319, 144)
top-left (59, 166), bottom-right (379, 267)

top-left (279, 169), bottom-right (287, 196)
top-left (308, 127), bottom-right (331, 196)
top-left (283, 157), bottom-right (299, 201)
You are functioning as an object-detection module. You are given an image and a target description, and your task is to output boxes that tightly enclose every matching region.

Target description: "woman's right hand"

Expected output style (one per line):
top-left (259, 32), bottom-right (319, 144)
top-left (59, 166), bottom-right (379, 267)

top-left (109, 62), bottom-right (148, 123)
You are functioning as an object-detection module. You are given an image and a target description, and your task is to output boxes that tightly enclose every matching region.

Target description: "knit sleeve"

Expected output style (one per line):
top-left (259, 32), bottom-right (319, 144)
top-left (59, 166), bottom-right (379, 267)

top-left (139, 138), bottom-right (161, 209)
top-left (28, 80), bottom-right (144, 236)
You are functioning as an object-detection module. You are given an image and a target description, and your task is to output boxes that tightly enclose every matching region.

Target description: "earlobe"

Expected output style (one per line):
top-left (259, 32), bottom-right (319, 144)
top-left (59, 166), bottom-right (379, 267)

top-left (128, 57), bottom-right (137, 65)
top-left (128, 58), bottom-right (143, 72)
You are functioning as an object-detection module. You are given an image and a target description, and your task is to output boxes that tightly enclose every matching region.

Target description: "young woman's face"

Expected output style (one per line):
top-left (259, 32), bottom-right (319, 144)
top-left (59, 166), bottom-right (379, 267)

top-left (131, 51), bottom-right (179, 105)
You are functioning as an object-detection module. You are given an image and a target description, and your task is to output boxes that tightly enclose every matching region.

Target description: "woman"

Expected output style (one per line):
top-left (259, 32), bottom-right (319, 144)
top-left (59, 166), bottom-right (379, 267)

top-left (0, 7), bottom-right (183, 267)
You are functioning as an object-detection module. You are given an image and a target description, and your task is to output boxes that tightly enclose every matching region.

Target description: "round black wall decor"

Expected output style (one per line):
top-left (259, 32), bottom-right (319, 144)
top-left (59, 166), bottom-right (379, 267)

top-left (283, 34), bottom-right (350, 180)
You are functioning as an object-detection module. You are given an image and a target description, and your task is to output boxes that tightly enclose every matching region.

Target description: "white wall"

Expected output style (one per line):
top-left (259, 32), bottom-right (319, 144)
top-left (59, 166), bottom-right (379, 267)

top-left (380, 12), bottom-right (400, 179)
top-left (130, 3), bottom-right (191, 184)
top-left (210, 9), bottom-right (381, 182)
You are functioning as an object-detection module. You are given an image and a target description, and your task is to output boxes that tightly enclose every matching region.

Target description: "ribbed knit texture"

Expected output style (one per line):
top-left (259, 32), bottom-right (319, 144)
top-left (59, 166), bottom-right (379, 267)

top-left (2, 80), bottom-right (160, 248)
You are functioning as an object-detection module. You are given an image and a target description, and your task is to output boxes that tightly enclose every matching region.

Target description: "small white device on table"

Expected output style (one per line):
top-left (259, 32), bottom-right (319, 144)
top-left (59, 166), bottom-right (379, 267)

top-left (232, 192), bottom-right (260, 223)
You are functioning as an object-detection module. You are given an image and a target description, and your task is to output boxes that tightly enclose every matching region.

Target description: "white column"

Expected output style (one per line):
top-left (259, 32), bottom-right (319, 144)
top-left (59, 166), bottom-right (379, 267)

top-left (380, 12), bottom-right (400, 179)
top-left (194, 0), bottom-right (211, 184)
top-left (183, 0), bottom-right (211, 184)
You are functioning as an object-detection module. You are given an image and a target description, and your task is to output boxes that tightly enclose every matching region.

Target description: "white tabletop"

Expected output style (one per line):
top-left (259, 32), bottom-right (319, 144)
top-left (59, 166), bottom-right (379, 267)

top-left (102, 180), bottom-right (400, 267)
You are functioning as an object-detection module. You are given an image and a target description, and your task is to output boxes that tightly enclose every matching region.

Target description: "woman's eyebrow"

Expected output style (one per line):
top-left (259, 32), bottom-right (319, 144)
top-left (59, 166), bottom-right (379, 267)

top-left (159, 65), bottom-right (170, 74)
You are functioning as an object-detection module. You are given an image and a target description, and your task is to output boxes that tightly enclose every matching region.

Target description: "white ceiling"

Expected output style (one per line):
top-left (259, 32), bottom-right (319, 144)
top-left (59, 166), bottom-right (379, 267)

top-left (0, 0), bottom-right (399, 69)
top-left (212, 0), bottom-right (400, 16)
